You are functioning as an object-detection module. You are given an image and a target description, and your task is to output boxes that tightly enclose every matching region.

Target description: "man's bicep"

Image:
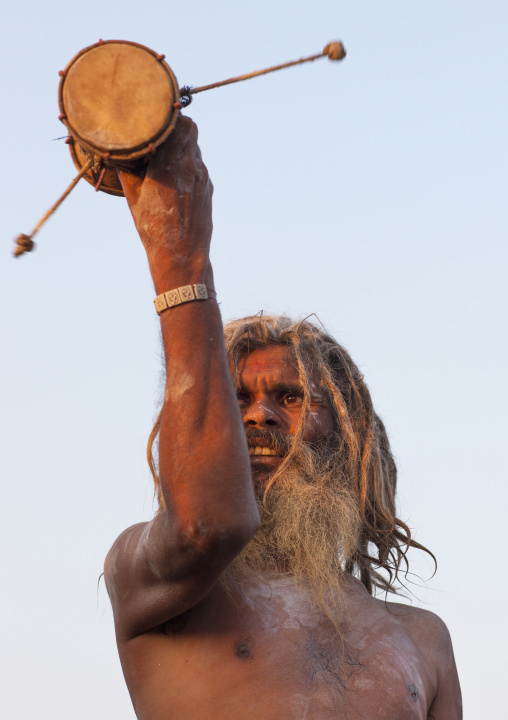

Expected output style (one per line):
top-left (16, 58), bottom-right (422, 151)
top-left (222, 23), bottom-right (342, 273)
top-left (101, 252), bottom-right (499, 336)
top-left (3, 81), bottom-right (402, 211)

top-left (427, 624), bottom-right (462, 720)
top-left (428, 667), bottom-right (462, 719)
top-left (104, 514), bottom-right (241, 639)
top-left (105, 520), bottom-right (167, 638)
top-left (104, 519), bottom-right (200, 638)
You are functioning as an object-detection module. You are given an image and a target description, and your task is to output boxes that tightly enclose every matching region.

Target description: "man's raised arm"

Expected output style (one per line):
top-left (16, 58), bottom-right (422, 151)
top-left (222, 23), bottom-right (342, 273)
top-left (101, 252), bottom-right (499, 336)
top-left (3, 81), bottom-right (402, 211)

top-left (105, 117), bottom-right (260, 640)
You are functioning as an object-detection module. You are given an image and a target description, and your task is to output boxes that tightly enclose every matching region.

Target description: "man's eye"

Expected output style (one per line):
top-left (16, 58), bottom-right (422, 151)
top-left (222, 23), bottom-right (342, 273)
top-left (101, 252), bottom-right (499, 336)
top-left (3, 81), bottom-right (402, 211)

top-left (282, 393), bottom-right (303, 407)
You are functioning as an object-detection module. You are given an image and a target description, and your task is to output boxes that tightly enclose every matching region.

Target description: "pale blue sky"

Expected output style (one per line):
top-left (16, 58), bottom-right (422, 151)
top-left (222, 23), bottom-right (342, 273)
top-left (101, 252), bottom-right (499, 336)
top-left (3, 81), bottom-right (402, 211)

top-left (1, 2), bottom-right (507, 718)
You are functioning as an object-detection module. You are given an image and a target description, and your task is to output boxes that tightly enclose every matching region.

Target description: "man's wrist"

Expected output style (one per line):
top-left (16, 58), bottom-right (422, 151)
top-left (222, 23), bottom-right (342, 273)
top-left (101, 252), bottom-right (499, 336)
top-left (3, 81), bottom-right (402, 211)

top-left (148, 251), bottom-right (212, 296)
top-left (154, 284), bottom-right (217, 314)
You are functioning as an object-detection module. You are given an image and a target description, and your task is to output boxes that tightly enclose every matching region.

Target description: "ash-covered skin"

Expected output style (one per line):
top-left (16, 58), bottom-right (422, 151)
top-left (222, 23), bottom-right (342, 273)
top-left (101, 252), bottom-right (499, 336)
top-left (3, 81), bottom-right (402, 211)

top-left (105, 117), bottom-right (462, 720)
top-left (145, 573), bottom-right (445, 718)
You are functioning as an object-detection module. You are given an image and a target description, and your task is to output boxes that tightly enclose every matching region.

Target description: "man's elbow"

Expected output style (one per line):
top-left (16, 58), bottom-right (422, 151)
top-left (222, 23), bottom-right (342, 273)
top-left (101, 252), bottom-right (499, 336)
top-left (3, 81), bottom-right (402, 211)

top-left (178, 514), bottom-right (260, 563)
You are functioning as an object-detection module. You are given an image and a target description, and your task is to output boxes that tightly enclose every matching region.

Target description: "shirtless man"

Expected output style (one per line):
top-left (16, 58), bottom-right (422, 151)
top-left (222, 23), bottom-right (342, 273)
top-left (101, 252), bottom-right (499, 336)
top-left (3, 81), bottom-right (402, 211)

top-left (105, 116), bottom-right (462, 719)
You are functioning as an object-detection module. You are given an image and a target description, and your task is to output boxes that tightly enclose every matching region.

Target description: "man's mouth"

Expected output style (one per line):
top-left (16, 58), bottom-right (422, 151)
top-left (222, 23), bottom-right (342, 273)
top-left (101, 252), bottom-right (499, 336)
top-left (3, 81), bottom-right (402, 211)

top-left (248, 446), bottom-right (278, 457)
top-left (245, 428), bottom-right (291, 463)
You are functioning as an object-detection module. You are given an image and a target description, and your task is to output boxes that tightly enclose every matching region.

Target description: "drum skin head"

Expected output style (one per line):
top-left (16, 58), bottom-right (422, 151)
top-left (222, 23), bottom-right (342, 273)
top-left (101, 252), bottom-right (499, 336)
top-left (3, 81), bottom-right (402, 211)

top-left (59, 40), bottom-right (180, 163)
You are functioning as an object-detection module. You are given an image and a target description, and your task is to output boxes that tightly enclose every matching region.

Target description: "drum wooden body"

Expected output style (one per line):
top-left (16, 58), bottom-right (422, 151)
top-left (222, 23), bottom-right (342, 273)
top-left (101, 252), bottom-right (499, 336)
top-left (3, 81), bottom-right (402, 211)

top-left (58, 40), bottom-right (181, 196)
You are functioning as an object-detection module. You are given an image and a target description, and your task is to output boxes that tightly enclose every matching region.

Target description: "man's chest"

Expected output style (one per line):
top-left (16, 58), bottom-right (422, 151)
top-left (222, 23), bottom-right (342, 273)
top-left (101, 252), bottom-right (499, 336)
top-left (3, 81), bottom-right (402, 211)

top-left (122, 583), bottom-right (436, 719)
top-left (124, 624), bottom-right (432, 720)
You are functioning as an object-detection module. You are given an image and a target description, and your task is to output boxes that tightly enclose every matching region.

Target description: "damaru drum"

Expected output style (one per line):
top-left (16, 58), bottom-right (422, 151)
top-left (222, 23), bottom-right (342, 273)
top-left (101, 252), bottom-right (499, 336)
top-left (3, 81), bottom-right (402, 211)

top-left (14, 37), bottom-right (346, 256)
top-left (58, 40), bottom-right (181, 196)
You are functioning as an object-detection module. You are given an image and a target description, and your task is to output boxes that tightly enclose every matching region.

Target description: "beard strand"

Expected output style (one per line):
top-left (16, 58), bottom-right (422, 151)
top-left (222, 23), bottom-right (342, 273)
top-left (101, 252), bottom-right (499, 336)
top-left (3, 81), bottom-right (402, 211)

top-left (224, 435), bottom-right (362, 628)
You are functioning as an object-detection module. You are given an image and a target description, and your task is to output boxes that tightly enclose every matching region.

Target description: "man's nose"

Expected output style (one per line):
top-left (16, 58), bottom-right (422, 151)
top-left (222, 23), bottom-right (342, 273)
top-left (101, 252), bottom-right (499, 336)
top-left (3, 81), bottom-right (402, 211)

top-left (242, 399), bottom-right (279, 428)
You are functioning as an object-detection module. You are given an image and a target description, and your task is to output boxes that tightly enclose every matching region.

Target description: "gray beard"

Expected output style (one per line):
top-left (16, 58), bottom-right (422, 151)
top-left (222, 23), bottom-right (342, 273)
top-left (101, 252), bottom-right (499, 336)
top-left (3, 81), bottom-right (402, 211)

top-left (224, 434), bottom-right (362, 625)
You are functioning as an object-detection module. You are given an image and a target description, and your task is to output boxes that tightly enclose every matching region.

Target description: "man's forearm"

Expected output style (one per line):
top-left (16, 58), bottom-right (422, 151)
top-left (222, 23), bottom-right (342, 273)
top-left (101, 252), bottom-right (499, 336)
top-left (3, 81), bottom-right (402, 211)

top-left (156, 257), bottom-right (258, 541)
top-left (119, 118), bottom-right (260, 566)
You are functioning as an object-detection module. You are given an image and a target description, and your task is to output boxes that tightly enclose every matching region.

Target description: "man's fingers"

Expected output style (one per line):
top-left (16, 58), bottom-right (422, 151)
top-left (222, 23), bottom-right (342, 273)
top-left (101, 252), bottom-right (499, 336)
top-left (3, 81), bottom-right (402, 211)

top-left (118, 116), bottom-right (202, 203)
top-left (149, 116), bottom-right (198, 171)
top-left (168, 114), bottom-right (196, 148)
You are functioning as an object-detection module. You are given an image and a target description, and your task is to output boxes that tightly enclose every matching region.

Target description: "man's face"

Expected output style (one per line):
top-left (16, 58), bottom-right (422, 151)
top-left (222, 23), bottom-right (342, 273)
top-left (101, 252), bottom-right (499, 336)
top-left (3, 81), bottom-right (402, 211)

top-left (235, 345), bottom-right (335, 481)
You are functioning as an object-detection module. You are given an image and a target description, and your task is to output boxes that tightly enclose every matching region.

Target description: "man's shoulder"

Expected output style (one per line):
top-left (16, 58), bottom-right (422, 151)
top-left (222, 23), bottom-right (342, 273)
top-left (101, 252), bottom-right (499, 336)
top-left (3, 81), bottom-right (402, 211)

top-left (383, 599), bottom-right (451, 635)
top-left (381, 599), bottom-right (455, 668)
top-left (104, 521), bottom-right (152, 589)
top-left (343, 577), bottom-right (454, 661)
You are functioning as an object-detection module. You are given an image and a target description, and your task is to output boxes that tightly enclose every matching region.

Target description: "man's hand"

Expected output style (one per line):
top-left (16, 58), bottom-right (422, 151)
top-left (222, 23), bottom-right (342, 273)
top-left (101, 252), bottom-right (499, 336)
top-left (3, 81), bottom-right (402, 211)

top-left (118, 116), bottom-right (213, 293)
